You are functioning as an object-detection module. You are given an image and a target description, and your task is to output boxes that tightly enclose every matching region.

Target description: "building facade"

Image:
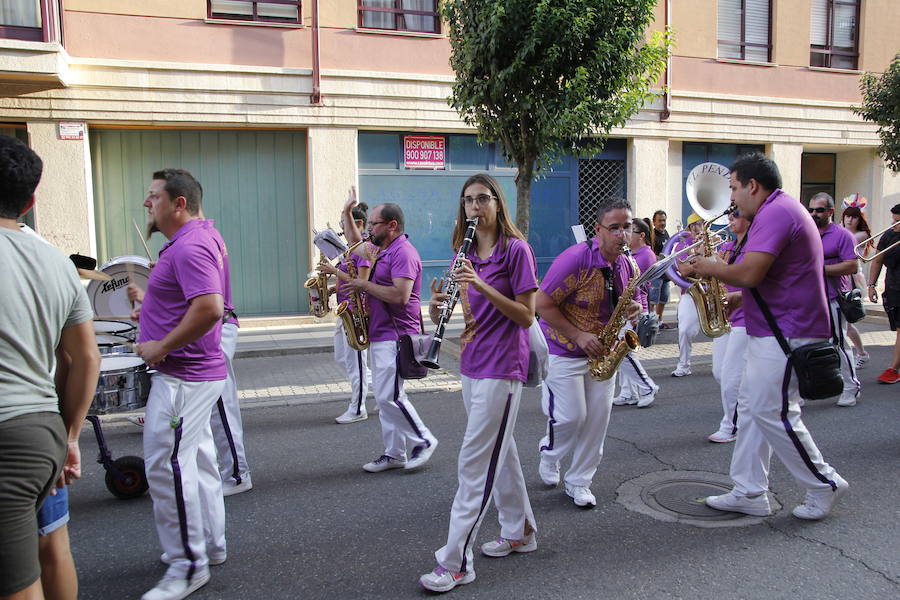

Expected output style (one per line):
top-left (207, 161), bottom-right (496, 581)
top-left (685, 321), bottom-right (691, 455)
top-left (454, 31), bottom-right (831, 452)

top-left (1, 0), bottom-right (898, 314)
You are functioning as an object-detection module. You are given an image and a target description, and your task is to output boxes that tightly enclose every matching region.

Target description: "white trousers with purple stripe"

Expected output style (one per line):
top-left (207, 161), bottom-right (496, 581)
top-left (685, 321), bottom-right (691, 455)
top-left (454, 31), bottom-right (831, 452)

top-left (370, 340), bottom-right (434, 460)
top-left (729, 336), bottom-right (843, 497)
top-left (334, 320), bottom-right (371, 415)
top-left (828, 299), bottom-right (861, 403)
top-left (210, 323), bottom-right (250, 484)
top-left (539, 355), bottom-right (615, 488)
top-left (435, 377), bottom-right (535, 574)
top-left (144, 374), bottom-right (226, 580)
top-left (711, 326), bottom-right (747, 436)
top-left (676, 293), bottom-right (701, 370)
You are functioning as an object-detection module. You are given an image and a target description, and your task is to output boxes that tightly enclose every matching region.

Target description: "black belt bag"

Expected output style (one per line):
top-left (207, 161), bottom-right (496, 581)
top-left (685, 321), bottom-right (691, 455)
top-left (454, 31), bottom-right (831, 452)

top-left (751, 288), bottom-right (843, 401)
top-left (836, 289), bottom-right (866, 323)
top-left (397, 333), bottom-right (430, 380)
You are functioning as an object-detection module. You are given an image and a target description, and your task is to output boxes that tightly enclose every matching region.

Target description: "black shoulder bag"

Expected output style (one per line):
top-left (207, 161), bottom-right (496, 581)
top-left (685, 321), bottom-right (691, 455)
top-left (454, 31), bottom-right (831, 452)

top-left (750, 288), bottom-right (842, 401)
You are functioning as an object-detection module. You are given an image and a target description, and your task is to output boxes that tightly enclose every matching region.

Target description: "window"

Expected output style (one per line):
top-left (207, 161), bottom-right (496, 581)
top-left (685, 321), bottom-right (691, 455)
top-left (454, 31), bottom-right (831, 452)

top-left (717, 0), bottom-right (771, 62)
top-left (208, 0), bottom-right (300, 24)
top-left (358, 1), bottom-right (440, 34)
top-left (800, 153), bottom-right (836, 205)
top-left (810, 0), bottom-right (859, 69)
top-left (0, 0), bottom-right (59, 42)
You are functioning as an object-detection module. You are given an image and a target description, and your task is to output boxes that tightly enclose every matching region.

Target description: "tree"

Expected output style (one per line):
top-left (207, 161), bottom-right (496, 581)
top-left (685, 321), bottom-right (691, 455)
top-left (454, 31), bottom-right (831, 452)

top-left (857, 51), bottom-right (900, 172)
top-left (441, 0), bottom-right (670, 235)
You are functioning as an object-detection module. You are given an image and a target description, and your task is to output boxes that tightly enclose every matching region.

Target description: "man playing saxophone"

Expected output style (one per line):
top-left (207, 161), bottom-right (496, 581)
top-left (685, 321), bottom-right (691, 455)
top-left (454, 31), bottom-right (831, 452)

top-left (535, 198), bottom-right (641, 508)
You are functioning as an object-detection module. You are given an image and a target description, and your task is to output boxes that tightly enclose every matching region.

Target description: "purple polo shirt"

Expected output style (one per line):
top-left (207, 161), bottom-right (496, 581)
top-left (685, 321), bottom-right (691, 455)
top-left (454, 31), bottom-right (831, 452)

top-left (631, 244), bottom-right (656, 312)
top-left (139, 219), bottom-right (226, 381)
top-left (336, 253), bottom-right (371, 308)
top-left (459, 236), bottom-right (538, 382)
top-left (820, 223), bottom-right (857, 300)
top-left (671, 234), bottom-right (696, 290)
top-left (539, 238), bottom-right (634, 358)
top-left (717, 239), bottom-right (745, 327)
top-left (367, 234), bottom-right (422, 342)
top-left (209, 222), bottom-right (238, 327)
top-left (741, 190), bottom-right (830, 339)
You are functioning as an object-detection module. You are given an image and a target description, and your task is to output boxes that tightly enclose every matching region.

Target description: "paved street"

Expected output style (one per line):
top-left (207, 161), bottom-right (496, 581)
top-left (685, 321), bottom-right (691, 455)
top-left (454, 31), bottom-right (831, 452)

top-left (69, 321), bottom-right (898, 600)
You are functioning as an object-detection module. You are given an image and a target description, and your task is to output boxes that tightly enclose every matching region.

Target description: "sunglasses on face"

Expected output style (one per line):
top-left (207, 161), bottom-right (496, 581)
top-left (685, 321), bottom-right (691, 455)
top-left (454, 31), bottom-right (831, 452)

top-left (807, 207), bottom-right (829, 214)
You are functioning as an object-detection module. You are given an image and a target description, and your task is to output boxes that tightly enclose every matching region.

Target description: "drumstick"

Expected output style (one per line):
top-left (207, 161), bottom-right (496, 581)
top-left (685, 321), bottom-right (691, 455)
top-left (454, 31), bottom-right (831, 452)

top-left (132, 218), bottom-right (152, 259)
top-left (125, 261), bottom-right (136, 309)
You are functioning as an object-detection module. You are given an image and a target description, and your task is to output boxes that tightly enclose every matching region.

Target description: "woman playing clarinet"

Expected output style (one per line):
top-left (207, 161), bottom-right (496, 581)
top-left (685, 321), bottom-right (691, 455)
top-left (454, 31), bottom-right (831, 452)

top-left (419, 174), bottom-right (539, 594)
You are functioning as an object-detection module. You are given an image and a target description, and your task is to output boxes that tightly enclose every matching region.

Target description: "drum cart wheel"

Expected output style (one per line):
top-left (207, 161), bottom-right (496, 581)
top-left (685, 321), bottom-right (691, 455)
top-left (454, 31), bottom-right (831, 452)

top-left (86, 415), bottom-right (149, 500)
top-left (104, 455), bottom-right (148, 499)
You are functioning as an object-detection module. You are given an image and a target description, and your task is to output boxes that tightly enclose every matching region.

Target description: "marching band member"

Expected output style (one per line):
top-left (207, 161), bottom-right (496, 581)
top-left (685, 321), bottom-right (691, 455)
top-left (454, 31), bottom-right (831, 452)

top-left (342, 199), bottom-right (438, 473)
top-left (671, 214), bottom-right (705, 377)
top-left (691, 153), bottom-right (848, 521)
top-left (613, 217), bottom-right (658, 408)
top-left (708, 210), bottom-right (749, 443)
top-left (536, 198), bottom-right (641, 508)
top-left (419, 174), bottom-right (538, 593)
top-left (808, 192), bottom-right (862, 407)
top-left (317, 201), bottom-right (376, 424)
top-left (136, 169), bottom-right (229, 600)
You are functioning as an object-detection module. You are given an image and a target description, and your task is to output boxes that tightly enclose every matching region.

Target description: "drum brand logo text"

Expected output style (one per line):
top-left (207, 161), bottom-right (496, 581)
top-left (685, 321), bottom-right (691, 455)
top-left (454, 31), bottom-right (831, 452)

top-left (102, 276), bottom-right (129, 293)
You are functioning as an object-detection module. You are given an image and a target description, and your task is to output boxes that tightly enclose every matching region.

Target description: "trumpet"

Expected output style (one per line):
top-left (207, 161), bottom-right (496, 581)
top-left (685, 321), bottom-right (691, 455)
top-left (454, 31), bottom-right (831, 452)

top-left (854, 220), bottom-right (900, 261)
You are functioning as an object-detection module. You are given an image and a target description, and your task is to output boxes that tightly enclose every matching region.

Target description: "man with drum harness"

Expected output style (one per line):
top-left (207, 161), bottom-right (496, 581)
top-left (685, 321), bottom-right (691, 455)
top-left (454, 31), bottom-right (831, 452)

top-left (690, 153), bottom-right (849, 521)
top-left (135, 169), bottom-right (230, 600)
top-left (0, 134), bottom-right (101, 599)
top-left (536, 198), bottom-right (641, 508)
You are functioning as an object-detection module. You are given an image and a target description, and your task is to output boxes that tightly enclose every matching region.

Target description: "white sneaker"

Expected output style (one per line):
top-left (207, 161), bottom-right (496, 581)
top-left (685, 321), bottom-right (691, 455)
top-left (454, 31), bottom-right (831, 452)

top-left (369, 403), bottom-right (379, 415)
top-left (127, 415), bottom-right (145, 427)
top-left (854, 352), bottom-right (869, 369)
top-left (705, 491), bottom-right (771, 516)
top-left (792, 474), bottom-right (849, 520)
top-left (363, 454), bottom-right (406, 472)
top-left (636, 386), bottom-right (658, 408)
top-left (708, 431), bottom-right (737, 443)
top-left (222, 473), bottom-right (252, 497)
top-left (480, 532), bottom-right (537, 557)
top-left (565, 483), bottom-right (596, 508)
top-left (538, 458), bottom-right (560, 487)
top-left (671, 367), bottom-right (691, 377)
top-left (160, 552), bottom-right (226, 566)
top-left (335, 405), bottom-right (367, 424)
top-left (141, 571), bottom-right (210, 600)
top-left (405, 438), bottom-right (438, 470)
top-left (419, 566), bottom-right (475, 593)
top-left (836, 394), bottom-right (857, 407)
top-left (612, 396), bottom-right (637, 406)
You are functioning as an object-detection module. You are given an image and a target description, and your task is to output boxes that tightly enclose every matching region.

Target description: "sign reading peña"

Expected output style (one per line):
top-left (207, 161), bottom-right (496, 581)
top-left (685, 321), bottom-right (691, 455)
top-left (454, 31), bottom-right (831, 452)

top-left (403, 135), bottom-right (446, 170)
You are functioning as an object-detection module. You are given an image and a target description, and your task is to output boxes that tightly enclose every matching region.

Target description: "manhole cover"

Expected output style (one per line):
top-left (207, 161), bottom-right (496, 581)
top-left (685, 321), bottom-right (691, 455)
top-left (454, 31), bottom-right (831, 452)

top-left (617, 470), bottom-right (781, 528)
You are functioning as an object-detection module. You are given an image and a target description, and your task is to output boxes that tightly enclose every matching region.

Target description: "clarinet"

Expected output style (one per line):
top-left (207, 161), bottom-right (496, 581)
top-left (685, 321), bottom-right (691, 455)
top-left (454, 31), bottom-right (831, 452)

top-left (421, 217), bottom-right (479, 369)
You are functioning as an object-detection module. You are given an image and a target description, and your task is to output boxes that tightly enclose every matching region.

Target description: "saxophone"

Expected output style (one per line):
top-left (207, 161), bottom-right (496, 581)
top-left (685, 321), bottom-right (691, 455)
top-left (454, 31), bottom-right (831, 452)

top-left (588, 246), bottom-right (642, 381)
top-left (304, 253), bottom-right (332, 318)
top-left (335, 241), bottom-right (369, 351)
top-left (684, 209), bottom-right (734, 338)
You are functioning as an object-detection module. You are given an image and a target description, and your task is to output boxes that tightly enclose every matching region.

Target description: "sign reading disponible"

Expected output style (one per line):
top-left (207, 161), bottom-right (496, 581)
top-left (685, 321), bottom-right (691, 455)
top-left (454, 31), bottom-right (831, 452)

top-left (403, 135), bottom-right (446, 169)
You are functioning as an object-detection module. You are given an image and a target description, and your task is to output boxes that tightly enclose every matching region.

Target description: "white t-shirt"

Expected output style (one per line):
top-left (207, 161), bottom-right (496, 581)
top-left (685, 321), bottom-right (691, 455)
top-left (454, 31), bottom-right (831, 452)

top-left (0, 226), bottom-right (93, 422)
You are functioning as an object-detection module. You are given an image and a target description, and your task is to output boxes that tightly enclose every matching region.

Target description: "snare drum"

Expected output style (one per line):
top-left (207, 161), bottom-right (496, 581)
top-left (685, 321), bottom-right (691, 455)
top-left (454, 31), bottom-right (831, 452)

top-left (93, 319), bottom-right (137, 342)
top-left (96, 334), bottom-right (132, 355)
top-left (86, 255), bottom-right (152, 320)
top-left (91, 354), bottom-right (151, 415)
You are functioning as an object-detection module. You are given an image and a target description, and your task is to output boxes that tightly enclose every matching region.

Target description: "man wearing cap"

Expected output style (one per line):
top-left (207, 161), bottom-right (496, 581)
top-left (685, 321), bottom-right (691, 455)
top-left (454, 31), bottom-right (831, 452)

top-left (136, 168), bottom-right (230, 600)
top-left (0, 134), bottom-right (100, 599)
top-left (671, 214), bottom-right (705, 377)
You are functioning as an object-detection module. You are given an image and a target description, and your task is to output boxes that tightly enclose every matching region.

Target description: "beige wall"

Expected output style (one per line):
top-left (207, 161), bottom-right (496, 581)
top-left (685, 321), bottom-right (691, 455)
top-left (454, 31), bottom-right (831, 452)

top-left (671, 0), bottom-right (716, 59)
top-left (627, 137), bottom-right (670, 220)
top-left (835, 149), bottom-right (877, 217)
top-left (772, 0), bottom-right (810, 67)
top-left (766, 143), bottom-right (803, 199)
top-left (26, 121), bottom-right (94, 256)
top-left (859, 1), bottom-right (900, 73)
top-left (65, 0), bottom-right (204, 19)
top-left (307, 127), bottom-right (357, 269)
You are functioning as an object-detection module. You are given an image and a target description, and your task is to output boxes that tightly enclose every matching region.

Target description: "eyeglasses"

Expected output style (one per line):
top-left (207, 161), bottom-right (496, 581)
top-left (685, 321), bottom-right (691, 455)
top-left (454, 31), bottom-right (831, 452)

top-left (460, 194), bottom-right (495, 206)
top-left (807, 207), bottom-right (829, 214)
top-left (367, 220), bottom-right (389, 227)
top-left (598, 223), bottom-right (633, 235)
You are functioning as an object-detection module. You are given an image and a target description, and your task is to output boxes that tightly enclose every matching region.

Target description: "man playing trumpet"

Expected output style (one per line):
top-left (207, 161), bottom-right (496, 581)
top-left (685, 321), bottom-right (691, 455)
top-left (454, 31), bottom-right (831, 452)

top-left (535, 198), bottom-right (641, 509)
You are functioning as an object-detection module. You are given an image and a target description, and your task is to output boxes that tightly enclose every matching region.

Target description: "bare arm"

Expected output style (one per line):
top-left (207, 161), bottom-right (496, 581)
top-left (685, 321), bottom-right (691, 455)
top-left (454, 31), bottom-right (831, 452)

top-left (345, 276), bottom-right (413, 305)
top-left (691, 251), bottom-right (777, 289)
top-left (57, 321), bottom-right (101, 484)
top-left (137, 293), bottom-right (224, 365)
top-left (341, 187), bottom-right (362, 245)
top-left (867, 253), bottom-right (884, 302)
top-left (825, 258), bottom-right (858, 277)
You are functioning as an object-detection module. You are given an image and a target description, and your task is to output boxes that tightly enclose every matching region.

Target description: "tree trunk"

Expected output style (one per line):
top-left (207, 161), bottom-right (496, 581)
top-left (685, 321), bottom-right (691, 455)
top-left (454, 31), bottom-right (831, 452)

top-left (514, 162), bottom-right (534, 238)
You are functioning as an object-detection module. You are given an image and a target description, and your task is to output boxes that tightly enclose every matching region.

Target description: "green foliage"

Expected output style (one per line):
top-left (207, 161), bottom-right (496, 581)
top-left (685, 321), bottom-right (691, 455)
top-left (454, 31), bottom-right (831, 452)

top-left (441, 0), bottom-right (670, 232)
top-left (857, 51), bottom-right (900, 172)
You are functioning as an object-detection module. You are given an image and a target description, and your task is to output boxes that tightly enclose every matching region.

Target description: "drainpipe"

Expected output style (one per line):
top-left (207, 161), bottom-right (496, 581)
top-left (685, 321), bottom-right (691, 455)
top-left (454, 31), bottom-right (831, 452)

top-left (659, 0), bottom-right (671, 121)
top-left (311, 0), bottom-right (322, 105)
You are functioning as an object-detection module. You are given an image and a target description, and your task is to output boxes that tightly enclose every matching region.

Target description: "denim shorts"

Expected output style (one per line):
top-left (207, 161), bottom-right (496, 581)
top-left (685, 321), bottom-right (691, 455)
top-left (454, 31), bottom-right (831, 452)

top-left (648, 277), bottom-right (670, 304)
top-left (37, 485), bottom-right (69, 536)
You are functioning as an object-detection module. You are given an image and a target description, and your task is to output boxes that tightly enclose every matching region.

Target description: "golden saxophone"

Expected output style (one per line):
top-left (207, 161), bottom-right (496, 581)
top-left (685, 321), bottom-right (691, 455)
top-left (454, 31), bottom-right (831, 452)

top-left (335, 241), bottom-right (369, 351)
top-left (304, 253), bottom-right (332, 318)
top-left (684, 206), bottom-right (735, 338)
top-left (588, 246), bottom-right (642, 381)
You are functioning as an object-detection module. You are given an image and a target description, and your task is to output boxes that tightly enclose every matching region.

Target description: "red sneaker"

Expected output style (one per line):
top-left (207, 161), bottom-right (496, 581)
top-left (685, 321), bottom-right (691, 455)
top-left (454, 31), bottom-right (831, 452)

top-left (877, 368), bottom-right (899, 384)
